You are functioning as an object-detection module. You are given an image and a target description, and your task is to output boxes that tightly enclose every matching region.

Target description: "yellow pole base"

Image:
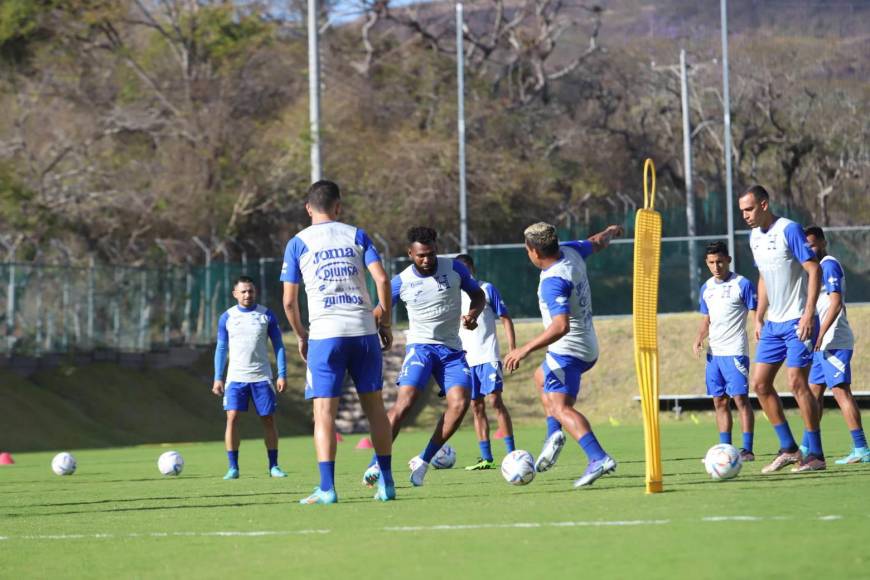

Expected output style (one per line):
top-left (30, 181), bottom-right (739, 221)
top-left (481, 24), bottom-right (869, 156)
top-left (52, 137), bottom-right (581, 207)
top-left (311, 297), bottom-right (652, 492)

top-left (646, 480), bottom-right (663, 494)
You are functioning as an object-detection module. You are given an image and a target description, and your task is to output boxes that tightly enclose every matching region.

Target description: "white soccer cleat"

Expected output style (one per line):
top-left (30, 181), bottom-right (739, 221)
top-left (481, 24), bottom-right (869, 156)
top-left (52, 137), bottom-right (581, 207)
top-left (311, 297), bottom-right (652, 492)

top-left (362, 464), bottom-right (381, 487)
top-left (409, 456), bottom-right (429, 487)
top-left (535, 431), bottom-right (566, 473)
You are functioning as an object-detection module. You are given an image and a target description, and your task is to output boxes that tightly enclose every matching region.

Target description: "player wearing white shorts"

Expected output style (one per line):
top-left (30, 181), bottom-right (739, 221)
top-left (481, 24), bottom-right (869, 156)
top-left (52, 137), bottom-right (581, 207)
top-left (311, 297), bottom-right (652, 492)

top-left (802, 226), bottom-right (867, 464)
top-left (692, 242), bottom-right (757, 462)
top-left (504, 222), bottom-right (623, 488)
top-left (281, 180), bottom-right (396, 504)
top-left (740, 185), bottom-right (824, 473)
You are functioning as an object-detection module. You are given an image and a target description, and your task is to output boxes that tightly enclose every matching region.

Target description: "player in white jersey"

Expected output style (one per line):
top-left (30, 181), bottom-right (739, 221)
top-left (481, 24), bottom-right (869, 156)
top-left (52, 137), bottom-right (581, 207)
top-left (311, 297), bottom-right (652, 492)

top-left (691, 242), bottom-right (757, 462)
top-left (739, 185), bottom-right (825, 473)
top-left (504, 222), bottom-right (623, 488)
top-left (281, 180), bottom-right (396, 504)
top-left (213, 277), bottom-right (288, 480)
top-left (803, 226), bottom-right (867, 464)
top-left (455, 254), bottom-right (517, 471)
top-left (363, 227), bottom-right (486, 488)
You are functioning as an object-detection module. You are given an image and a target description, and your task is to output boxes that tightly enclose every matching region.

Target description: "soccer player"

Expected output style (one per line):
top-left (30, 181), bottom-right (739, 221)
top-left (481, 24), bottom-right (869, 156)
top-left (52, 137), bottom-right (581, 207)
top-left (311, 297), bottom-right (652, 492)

top-left (691, 241), bottom-right (757, 462)
top-left (739, 185), bottom-right (825, 473)
top-left (363, 227), bottom-right (486, 487)
top-left (454, 253), bottom-right (517, 470)
top-left (281, 180), bottom-right (396, 504)
top-left (212, 276), bottom-right (288, 480)
top-left (504, 222), bottom-right (623, 488)
top-left (802, 226), bottom-right (867, 464)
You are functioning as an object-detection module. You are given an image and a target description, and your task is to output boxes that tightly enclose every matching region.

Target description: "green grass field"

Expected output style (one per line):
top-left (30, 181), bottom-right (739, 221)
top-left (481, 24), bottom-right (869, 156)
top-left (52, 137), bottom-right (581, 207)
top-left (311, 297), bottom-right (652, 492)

top-left (3, 415), bottom-right (869, 579)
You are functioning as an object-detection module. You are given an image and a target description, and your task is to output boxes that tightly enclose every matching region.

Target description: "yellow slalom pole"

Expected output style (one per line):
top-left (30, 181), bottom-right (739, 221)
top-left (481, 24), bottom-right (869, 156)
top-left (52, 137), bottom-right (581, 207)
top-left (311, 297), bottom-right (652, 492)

top-left (633, 158), bottom-right (663, 494)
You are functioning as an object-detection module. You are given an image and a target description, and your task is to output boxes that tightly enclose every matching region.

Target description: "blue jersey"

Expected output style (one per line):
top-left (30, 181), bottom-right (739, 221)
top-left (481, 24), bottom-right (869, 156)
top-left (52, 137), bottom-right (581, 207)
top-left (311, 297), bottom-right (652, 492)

top-left (215, 305), bottom-right (286, 383)
top-left (699, 273), bottom-right (756, 356)
top-left (749, 217), bottom-right (815, 322)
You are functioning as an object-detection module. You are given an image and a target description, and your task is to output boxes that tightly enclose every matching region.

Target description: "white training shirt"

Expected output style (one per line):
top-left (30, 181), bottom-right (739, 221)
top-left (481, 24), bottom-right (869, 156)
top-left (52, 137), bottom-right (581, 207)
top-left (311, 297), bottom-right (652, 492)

top-left (699, 273), bottom-right (757, 356)
top-left (218, 305), bottom-right (283, 383)
top-left (280, 221), bottom-right (379, 340)
top-left (459, 281), bottom-right (509, 367)
top-left (393, 257), bottom-right (481, 351)
top-left (749, 217), bottom-right (816, 323)
top-left (817, 255), bottom-right (854, 351)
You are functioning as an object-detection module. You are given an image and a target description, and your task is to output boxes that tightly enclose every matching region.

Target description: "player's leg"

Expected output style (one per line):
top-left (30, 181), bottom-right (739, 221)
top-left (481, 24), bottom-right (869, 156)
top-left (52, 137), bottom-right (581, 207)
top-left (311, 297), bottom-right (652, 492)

top-left (489, 391), bottom-right (516, 454)
top-left (713, 396), bottom-right (733, 444)
top-left (722, 355), bottom-right (754, 461)
top-left (251, 380), bottom-right (285, 477)
top-left (536, 365), bottom-right (562, 441)
top-left (465, 393), bottom-right (495, 470)
top-left (544, 391), bottom-right (614, 488)
top-left (222, 381), bottom-right (250, 479)
top-left (832, 385), bottom-right (870, 463)
top-left (732, 395), bottom-right (755, 461)
top-left (706, 356), bottom-right (731, 445)
top-left (783, 318), bottom-right (825, 471)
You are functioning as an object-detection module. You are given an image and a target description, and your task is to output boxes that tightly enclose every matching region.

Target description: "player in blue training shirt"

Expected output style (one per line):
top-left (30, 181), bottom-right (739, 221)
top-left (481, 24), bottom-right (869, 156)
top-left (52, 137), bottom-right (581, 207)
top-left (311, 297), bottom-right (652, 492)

top-left (213, 276), bottom-right (288, 480)
top-left (504, 222), bottom-right (623, 488)
top-left (281, 180), bottom-right (396, 504)
top-left (739, 185), bottom-right (824, 473)
top-left (455, 254), bottom-right (517, 470)
top-left (691, 241), bottom-right (757, 461)
top-left (802, 226), bottom-right (867, 464)
top-left (363, 227), bottom-right (486, 487)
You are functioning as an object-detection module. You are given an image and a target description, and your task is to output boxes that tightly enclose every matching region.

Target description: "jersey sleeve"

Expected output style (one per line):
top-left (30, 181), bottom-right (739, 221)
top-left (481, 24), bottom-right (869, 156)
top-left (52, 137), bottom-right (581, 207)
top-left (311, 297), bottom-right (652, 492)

top-left (217, 311), bottom-right (229, 342)
top-left (214, 312), bottom-right (229, 380)
top-left (391, 275), bottom-right (402, 304)
top-left (740, 278), bottom-right (758, 310)
top-left (698, 283), bottom-right (709, 315)
top-left (452, 259), bottom-right (481, 294)
top-left (821, 260), bottom-right (845, 294)
top-left (540, 277), bottom-right (573, 317)
top-left (355, 228), bottom-right (381, 266)
top-left (485, 283), bottom-right (509, 317)
top-left (783, 222), bottom-right (816, 264)
top-left (266, 310), bottom-right (287, 378)
top-left (560, 240), bottom-right (594, 260)
top-left (279, 236), bottom-right (307, 283)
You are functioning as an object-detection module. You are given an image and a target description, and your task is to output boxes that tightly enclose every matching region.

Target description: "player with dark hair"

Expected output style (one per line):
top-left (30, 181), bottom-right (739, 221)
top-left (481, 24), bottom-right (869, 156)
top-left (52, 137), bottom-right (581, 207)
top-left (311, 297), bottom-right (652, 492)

top-left (213, 276), bottom-right (288, 479)
top-left (692, 242), bottom-right (757, 461)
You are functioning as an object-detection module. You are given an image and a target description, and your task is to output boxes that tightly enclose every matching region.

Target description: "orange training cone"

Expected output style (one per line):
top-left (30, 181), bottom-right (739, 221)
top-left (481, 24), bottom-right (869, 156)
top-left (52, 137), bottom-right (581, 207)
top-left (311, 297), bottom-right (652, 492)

top-left (493, 430), bottom-right (506, 439)
top-left (335, 433), bottom-right (344, 443)
top-left (355, 437), bottom-right (373, 450)
top-left (0, 452), bottom-right (14, 465)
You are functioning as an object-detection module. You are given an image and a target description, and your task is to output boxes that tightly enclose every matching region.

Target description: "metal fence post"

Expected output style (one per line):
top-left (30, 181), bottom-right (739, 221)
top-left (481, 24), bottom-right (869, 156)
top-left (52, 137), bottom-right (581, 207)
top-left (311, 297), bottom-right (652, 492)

top-left (87, 255), bottom-right (95, 348)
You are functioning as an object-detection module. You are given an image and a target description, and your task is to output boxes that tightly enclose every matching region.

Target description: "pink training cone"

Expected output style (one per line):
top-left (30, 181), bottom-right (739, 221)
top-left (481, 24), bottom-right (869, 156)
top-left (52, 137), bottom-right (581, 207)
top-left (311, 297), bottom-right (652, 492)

top-left (493, 430), bottom-right (506, 439)
top-left (335, 433), bottom-right (344, 443)
top-left (355, 437), bottom-right (373, 450)
top-left (0, 452), bottom-right (14, 465)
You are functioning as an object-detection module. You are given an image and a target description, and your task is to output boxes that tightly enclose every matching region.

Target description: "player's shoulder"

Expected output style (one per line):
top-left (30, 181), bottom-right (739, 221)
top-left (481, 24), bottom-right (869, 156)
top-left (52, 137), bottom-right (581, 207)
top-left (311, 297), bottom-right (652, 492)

top-left (701, 276), bottom-right (715, 290)
top-left (820, 254), bottom-right (840, 266)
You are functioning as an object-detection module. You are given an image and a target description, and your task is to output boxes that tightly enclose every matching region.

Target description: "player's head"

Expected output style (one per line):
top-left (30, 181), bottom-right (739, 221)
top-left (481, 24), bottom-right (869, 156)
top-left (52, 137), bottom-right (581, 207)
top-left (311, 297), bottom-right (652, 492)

top-left (407, 226), bottom-right (438, 275)
top-left (523, 222), bottom-right (559, 268)
top-left (455, 253), bottom-right (475, 276)
top-left (704, 241), bottom-right (731, 280)
top-left (804, 225), bottom-right (827, 259)
top-left (306, 180), bottom-right (342, 217)
top-left (738, 185), bottom-right (771, 228)
top-left (232, 276), bottom-right (257, 307)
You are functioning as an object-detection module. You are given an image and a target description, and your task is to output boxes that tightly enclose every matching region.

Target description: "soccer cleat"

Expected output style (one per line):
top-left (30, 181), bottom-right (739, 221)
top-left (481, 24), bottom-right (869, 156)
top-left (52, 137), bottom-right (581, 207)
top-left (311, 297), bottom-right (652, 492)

top-left (409, 456), bottom-right (429, 486)
top-left (374, 481), bottom-right (396, 502)
top-left (363, 464), bottom-right (381, 487)
top-left (269, 466), bottom-right (288, 478)
top-left (464, 458), bottom-right (496, 471)
top-left (573, 456), bottom-right (618, 488)
top-left (738, 449), bottom-right (755, 462)
top-left (761, 449), bottom-right (802, 474)
top-left (790, 455), bottom-right (827, 472)
top-left (535, 431), bottom-right (566, 473)
top-left (223, 467), bottom-right (240, 480)
top-left (834, 447), bottom-right (870, 465)
top-left (299, 487), bottom-right (338, 505)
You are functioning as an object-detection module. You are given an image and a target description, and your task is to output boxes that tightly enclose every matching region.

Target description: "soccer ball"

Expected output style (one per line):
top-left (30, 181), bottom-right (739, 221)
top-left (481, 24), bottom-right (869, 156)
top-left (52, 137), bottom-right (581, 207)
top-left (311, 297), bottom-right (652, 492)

top-left (51, 452), bottom-right (76, 476)
top-left (704, 444), bottom-right (742, 480)
top-left (157, 451), bottom-right (184, 476)
top-left (501, 450), bottom-right (536, 485)
top-left (431, 444), bottom-right (456, 469)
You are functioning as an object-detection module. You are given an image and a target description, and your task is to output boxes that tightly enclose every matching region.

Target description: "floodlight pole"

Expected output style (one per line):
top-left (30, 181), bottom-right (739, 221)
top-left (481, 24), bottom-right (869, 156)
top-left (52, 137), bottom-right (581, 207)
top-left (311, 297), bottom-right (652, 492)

top-left (680, 49), bottom-right (699, 305)
top-left (456, 2), bottom-right (468, 254)
top-left (720, 0), bottom-right (736, 268)
top-left (308, 0), bottom-right (322, 183)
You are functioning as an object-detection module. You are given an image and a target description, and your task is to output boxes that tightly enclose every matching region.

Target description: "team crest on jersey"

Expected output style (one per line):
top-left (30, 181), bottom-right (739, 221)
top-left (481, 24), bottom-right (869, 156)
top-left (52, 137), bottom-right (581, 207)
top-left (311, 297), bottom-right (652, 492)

top-left (435, 274), bottom-right (451, 292)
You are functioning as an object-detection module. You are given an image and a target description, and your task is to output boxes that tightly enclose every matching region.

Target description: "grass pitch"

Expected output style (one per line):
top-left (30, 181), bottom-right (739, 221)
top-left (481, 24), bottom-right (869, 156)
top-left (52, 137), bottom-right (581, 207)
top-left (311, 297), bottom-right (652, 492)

top-left (2, 416), bottom-right (869, 579)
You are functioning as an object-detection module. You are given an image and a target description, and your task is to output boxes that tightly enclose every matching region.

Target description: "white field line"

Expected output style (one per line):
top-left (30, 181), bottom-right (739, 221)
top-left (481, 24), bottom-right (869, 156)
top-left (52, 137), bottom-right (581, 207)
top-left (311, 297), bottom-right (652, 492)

top-left (385, 519), bottom-right (670, 532)
top-left (0, 530), bottom-right (330, 541)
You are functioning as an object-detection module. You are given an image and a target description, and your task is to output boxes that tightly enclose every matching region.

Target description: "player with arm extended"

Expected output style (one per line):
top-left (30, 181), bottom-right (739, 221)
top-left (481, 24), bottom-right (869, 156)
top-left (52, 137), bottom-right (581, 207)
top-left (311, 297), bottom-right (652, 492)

top-left (691, 241), bottom-right (757, 462)
top-left (212, 276), bottom-right (288, 480)
top-left (363, 227), bottom-right (486, 487)
top-left (281, 180), bottom-right (396, 504)
top-left (454, 254), bottom-right (518, 471)
top-left (739, 185), bottom-right (825, 473)
top-left (504, 222), bottom-right (623, 488)
top-left (801, 226), bottom-right (867, 464)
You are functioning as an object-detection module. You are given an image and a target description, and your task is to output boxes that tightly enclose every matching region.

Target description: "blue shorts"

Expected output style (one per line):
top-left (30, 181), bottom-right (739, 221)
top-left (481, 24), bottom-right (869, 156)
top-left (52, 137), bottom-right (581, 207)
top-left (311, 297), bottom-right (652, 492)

top-left (305, 334), bottom-right (383, 400)
top-left (809, 349), bottom-right (852, 388)
top-left (470, 362), bottom-right (504, 400)
top-left (755, 318), bottom-right (818, 368)
top-left (398, 344), bottom-right (471, 396)
top-left (705, 354), bottom-right (750, 398)
top-left (224, 381), bottom-right (277, 416)
top-left (541, 352), bottom-right (596, 399)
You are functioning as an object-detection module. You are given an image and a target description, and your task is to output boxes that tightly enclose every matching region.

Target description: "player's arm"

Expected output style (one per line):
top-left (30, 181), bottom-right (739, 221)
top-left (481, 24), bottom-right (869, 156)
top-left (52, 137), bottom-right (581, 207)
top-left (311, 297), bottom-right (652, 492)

top-left (587, 225), bottom-right (624, 253)
top-left (488, 283), bottom-right (516, 351)
top-left (504, 314), bottom-right (569, 373)
top-left (501, 315), bottom-right (517, 352)
top-left (799, 259), bottom-right (821, 341)
top-left (754, 276), bottom-right (768, 341)
top-left (267, 311), bottom-right (287, 393)
top-left (692, 315), bottom-right (710, 359)
top-left (282, 282), bottom-right (308, 362)
top-left (368, 261), bottom-right (393, 351)
top-left (454, 260), bottom-right (485, 330)
top-left (213, 313), bottom-right (229, 395)
top-left (815, 261), bottom-right (844, 351)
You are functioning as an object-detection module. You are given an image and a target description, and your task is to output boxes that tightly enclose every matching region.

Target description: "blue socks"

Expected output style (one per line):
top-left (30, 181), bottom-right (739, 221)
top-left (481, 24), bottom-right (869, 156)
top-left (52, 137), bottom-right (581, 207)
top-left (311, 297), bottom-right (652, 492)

top-left (376, 455), bottom-right (394, 487)
top-left (267, 449), bottom-right (278, 469)
top-left (318, 461), bottom-right (335, 492)
top-left (578, 432), bottom-right (607, 462)
top-left (851, 428), bottom-right (868, 449)
top-left (719, 432), bottom-right (732, 445)
top-left (504, 435), bottom-right (516, 453)
top-left (368, 454), bottom-right (378, 468)
top-left (478, 440), bottom-right (494, 462)
top-left (773, 423), bottom-right (797, 451)
top-left (742, 432), bottom-right (753, 452)
top-left (805, 430), bottom-right (823, 458)
top-left (421, 440), bottom-right (442, 463)
top-left (546, 416), bottom-right (562, 438)
top-left (227, 450), bottom-right (239, 470)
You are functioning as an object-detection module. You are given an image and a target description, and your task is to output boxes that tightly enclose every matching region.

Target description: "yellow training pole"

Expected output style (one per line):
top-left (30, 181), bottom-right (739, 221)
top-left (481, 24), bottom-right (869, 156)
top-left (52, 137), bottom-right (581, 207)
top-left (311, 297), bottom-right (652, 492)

top-left (633, 158), bottom-right (663, 494)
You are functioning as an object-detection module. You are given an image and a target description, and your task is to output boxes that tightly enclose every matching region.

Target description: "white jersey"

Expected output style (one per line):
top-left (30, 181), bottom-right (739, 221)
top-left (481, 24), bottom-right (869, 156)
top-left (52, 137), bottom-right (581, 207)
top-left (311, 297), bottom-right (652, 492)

top-left (459, 281), bottom-right (509, 367)
top-left (394, 257), bottom-right (481, 351)
top-left (817, 255), bottom-right (854, 350)
top-left (699, 273), bottom-right (757, 356)
top-left (218, 305), bottom-right (283, 383)
top-left (280, 221), bottom-right (379, 340)
top-left (537, 241), bottom-right (598, 362)
top-left (749, 217), bottom-right (816, 323)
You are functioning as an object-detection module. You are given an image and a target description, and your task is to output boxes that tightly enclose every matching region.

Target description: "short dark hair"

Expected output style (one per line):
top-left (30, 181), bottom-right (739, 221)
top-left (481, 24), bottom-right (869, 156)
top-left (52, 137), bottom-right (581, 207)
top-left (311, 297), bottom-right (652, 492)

top-left (234, 275), bottom-right (256, 289)
top-left (408, 226), bottom-right (437, 246)
top-left (804, 225), bottom-right (825, 240)
top-left (741, 184), bottom-right (769, 203)
top-left (523, 222), bottom-right (560, 257)
top-left (455, 253), bottom-right (474, 270)
top-left (705, 241), bottom-right (729, 257)
top-left (307, 180), bottom-right (341, 212)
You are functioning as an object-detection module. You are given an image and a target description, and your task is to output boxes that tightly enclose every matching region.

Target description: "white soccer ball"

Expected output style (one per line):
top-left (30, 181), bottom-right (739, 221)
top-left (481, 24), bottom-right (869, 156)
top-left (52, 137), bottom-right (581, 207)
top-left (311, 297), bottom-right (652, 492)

top-left (501, 450), bottom-right (536, 486)
top-left (157, 451), bottom-right (184, 476)
top-left (704, 444), bottom-right (742, 480)
top-left (51, 452), bottom-right (76, 476)
top-left (431, 444), bottom-right (456, 469)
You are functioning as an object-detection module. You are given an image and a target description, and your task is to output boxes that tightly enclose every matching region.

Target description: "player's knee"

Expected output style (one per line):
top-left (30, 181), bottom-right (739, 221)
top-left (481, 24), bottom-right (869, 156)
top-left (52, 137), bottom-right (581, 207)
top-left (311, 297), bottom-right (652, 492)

top-left (713, 397), bottom-right (729, 411)
top-left (471, 399), bottom-right (485, 416)
top-left (488, 394), bottom-right (505, 411)
top-left (226, 411), bottom-right (240, 423)
top-left (732, 395), bottom-right (748, 409)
